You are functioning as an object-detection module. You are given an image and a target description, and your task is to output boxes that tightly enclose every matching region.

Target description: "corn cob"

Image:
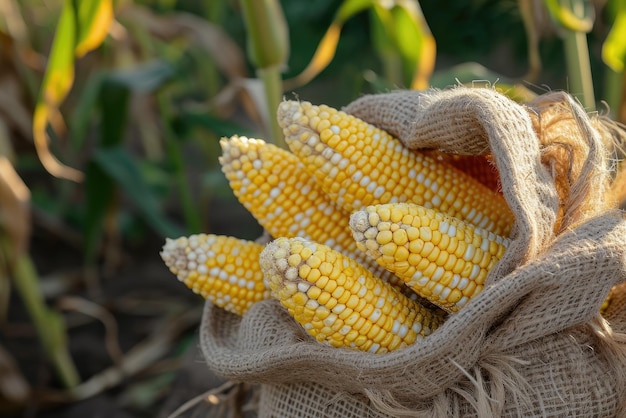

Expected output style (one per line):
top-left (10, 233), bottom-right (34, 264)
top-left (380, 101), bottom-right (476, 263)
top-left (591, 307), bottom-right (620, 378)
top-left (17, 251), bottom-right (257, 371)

top-left (219, 135), bottom-right (352, 250)
top-left (160, 234), bottom-right (270, 316)
top-left (350, 203), bottom-right (510, 312)
top-left (260, 236), bottom-right (446, 353)
top-left (277, 100), bottom-right (514, 237)
top-left (219, 135), bottom-right (415, 295)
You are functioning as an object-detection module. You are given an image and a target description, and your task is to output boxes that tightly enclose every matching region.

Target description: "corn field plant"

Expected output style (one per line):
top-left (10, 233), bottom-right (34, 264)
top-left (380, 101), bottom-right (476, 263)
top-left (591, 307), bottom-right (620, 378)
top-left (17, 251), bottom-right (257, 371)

top-left (0, 0), bottom-right (625, 416)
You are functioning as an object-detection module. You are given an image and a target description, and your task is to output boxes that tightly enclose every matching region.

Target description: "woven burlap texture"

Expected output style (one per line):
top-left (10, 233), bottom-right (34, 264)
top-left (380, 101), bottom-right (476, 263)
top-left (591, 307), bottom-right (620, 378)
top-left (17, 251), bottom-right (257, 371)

top-left (200, 87), bottom-right (626, 417)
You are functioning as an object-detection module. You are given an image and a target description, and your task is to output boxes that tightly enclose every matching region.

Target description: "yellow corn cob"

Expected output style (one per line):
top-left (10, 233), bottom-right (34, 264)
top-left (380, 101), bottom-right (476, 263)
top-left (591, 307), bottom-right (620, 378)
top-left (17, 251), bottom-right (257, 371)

top-left (160, 234), bottom-right (270, 316)
top-left (350, 203), bottom-right (510, 312)
top-left (260, 236), bottom-right (446, 353)
top-left (219, 135), bottom-right (415, 295)
top-left (277, 100), bottom-right (514, 237)
top-left (219, 135), bottom-right (352, 250)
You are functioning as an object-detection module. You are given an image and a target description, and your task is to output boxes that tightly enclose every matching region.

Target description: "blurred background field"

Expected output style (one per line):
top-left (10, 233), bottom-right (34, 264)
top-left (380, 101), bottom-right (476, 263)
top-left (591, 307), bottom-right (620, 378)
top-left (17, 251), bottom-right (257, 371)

top-left (0, 0), bottom-right (625, 417)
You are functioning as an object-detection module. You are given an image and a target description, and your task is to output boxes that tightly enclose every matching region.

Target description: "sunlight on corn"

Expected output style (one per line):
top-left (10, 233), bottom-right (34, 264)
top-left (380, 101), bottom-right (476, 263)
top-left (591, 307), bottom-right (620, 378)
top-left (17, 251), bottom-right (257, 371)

top-left (160, 234), bottom-right (270, 316)
top-left (350, 203), bottom-right (510, 312)
top-left (260, 236), bottom-right (446, 353)
top-left (219, 135), bottom-right (419, 295)
top-left (277, 100), bottom-right (514, 237)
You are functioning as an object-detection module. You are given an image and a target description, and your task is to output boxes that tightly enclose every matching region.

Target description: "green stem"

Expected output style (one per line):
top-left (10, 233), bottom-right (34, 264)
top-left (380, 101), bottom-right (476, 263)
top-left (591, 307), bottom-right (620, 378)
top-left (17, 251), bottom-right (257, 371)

top-left (157, 92), bottom-right (202, 234)
top-left (8, 242), bottom-right (80, 388)
top-left (563, 29), bottom-right (595, 110)
top-left (603, 68), bottom-right (623, 120)
top-left (258, 66), bottom-right (287, 149)
top-left (556, 0), bottom-right (595, 110)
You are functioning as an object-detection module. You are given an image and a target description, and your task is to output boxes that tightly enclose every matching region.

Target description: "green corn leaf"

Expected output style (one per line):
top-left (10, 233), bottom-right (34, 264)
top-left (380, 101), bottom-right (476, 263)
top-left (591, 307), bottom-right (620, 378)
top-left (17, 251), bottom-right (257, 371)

top-left (284, 0), bottom-right (375, 89)
top-left (93, 147), bottom-right (182, 239)
top-left (33, 0), bottom-right (113, 181)
top-left (603, 2), bottom-right (626, 72)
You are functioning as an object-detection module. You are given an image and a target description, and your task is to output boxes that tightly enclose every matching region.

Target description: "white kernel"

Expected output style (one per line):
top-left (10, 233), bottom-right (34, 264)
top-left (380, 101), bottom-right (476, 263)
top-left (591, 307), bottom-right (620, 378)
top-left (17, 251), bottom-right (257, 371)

top-left (210, 267), bottom-right (220, 277)
top-left (432, 266), bottom-right (444, 281)
top-left (253, 160), bottom-right (262, 170)
top-left (276, 258), bottom-right (288, 272)
top-left (187, 261), bottom-right (197, 270)
top-left (269, 187), bottom-right (280, 198)
top-left (439, 221), bottom-right (449, 234)
top-left (398, 323), bottom-right (408, 338)
top-left (457, 277), bottom-right (469, 290)
top-left (450, 274), bottom-right (460, 288)
top-left (412, 321), bottom-right (423, 334)
top-left (370, 308), bottom-right (382, 322)
top-left (366, 181), bottom-right (376, 193)
top-left (339, 325), bottom-right (351, 335)
top-left (391, 319), bottom-right (400, 334)
top-left (463, 244), bottom-right (476, 261)
top-left (297, 282), bottom-right (310, 293)
top-left (229, 274), bottom-right (237, 284)
top-left (440, 287), bottom-right (451, 300)
top-left (467, 208), bottom-right (476, 222)
top-left (352, 171), bottom-right (363, 182)
top-left (373, 186), bottom-right (385, 198)
top-left (432, 195), bottom-right (441, 206)
top-left (247, 281), bottom-right (255, 289)
top-left (368, 343), bottom-right (380, 353)
top-left (323, 313), bottom-right (338, 327)
top-left (322, 147), bottom-right (334, 159)
top-left (330, 125), bottom-right (340, 134)
top-left (332, 304), bottom-right (346, 314)
top-left (330, 152), bottom-right (342, 164)
top-left (469, 264), bottom-right (481, 280)
top-left (197, 264), bottom-right (208, 274)
top-left (375, 297), bottom-right (385, 309)
top-left (417, 172), bottom-right (425, 183)
top-left (338, 158), bottom-right (349, 169)
top-left (432, 283), bottom-right (444, 296)
top-left (456, 296), bottom-right (469, 309)
top-left (480, 238), bottom-right (490, 252)
top-left (286, 267), bottom-right (299, 281)
top-left (305, 299), bottom-right (319, 310)
top-left (359, 175), bottom-right (370, 187)
top-left (448, 225), bottom-right (457, 237)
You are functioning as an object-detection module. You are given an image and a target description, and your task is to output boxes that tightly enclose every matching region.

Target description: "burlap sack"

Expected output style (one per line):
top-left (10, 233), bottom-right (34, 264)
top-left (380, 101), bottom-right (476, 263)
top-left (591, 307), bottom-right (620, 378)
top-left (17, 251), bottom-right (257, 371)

top-left (199, 87), bottom-right (626, 417)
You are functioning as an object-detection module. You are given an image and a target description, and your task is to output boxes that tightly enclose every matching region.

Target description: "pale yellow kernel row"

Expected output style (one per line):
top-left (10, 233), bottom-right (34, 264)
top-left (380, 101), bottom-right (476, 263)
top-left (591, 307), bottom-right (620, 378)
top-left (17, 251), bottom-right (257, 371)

top-left (277, 100), bottom-right (514, 237)
top-left (160, 234), bottom-right (270, 316)
top-left (260, 236), bottom-right (446, 353)
top-left (351, 203), bottom-right (510, 312)
top-left (219, 135), bottom-right (423, 297)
